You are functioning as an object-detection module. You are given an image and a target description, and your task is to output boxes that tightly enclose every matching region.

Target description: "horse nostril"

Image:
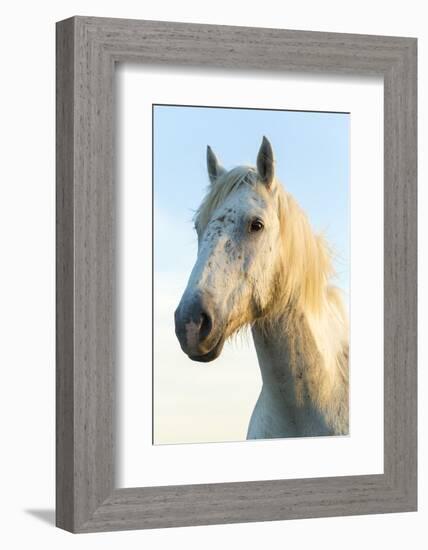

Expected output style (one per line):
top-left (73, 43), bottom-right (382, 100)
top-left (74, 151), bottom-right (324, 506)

top-left (199, 311), bottom-right (212, 341)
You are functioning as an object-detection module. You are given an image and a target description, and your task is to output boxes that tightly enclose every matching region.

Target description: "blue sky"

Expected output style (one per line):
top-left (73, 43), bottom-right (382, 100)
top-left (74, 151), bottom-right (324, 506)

top-left (153, 104), bottom-right (350, 296)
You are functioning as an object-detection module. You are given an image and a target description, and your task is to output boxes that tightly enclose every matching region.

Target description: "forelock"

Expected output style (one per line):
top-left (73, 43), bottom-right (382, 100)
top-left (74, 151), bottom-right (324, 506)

top-left (194, 166), bottom-right (262, 230)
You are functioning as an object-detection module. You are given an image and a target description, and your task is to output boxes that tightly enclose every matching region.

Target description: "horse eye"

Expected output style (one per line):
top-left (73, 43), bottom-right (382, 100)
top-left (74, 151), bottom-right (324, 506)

top-left (250, 218), bottom-right (264, 232)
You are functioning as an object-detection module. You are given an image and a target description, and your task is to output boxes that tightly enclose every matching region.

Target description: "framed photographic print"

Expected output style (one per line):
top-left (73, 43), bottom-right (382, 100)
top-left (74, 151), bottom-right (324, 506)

top-left (56, 16), bottom-right (417, 532)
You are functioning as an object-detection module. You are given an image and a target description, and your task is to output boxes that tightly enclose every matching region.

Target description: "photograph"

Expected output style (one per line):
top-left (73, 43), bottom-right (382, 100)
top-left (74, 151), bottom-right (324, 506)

top-left (153, 104), bottom-right (350, 445)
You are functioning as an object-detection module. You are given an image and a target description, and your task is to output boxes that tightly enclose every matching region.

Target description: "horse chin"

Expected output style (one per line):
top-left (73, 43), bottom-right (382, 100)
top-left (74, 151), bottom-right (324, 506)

top-left (188, 336), bottom-right (225, 363)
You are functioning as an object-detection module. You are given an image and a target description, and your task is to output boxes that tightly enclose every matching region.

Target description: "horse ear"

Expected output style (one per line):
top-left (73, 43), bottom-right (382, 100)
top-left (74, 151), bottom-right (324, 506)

top-left (257, 136), bottom-right (275, 188)
top-left (207, 145), bottom-right (226, 185)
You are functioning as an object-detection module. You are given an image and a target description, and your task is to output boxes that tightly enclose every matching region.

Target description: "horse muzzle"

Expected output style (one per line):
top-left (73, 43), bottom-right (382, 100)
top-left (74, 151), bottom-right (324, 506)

top-left (174, 293), bottom-right (225, 362)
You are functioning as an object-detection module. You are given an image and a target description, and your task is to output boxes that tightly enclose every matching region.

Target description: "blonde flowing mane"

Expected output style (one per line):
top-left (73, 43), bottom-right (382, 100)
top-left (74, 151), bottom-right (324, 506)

top-left (195, 165), bottom-right (344, 316)
top-left (195, 166), bottom-right (349, 430)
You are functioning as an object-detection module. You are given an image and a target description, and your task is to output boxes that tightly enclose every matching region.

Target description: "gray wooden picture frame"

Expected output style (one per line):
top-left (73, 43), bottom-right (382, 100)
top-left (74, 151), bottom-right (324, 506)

top-left (56, 16), bottom-right (417, 533)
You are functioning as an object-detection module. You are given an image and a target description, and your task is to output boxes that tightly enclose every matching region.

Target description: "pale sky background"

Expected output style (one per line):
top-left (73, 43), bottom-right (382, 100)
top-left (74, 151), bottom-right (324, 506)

top-left (153, 105), bottom-right (349, 445)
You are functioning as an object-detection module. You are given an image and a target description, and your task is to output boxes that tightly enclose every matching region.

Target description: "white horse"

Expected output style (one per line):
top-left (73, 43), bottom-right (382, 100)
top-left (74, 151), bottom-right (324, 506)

top-left (174, 137), bottom-right (349, 439)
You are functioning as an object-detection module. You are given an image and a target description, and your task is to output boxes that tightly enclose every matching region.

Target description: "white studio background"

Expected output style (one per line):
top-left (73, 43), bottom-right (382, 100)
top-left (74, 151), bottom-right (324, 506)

top-left (117, 67), bottom-right (383, 488)
top-left (0, 1), bottom-right (426, 550)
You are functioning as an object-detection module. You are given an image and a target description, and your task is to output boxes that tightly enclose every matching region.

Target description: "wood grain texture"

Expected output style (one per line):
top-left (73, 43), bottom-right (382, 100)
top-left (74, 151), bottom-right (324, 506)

top-left (56, 16), bottom-right (417, 533)
top-left (56, 18), bottom-right (76, 531)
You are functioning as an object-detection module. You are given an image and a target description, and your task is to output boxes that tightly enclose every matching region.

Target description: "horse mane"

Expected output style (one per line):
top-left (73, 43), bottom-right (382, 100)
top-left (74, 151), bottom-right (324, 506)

top-left (195, 166), bottom-right (349, 421)
top-left (195, 166), bottom-right (259, 231)
top-left (195, 165), bottom-right (340, 316)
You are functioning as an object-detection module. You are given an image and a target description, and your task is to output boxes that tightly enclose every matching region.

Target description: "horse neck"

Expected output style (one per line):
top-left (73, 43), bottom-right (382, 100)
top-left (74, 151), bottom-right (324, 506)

top-left (251, 301), bottom-right (349, 436)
